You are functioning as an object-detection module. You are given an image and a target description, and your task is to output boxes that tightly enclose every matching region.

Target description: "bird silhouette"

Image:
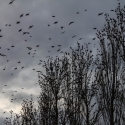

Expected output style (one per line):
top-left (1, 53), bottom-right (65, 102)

top-left (0, 35), bottom-right (3, 37)
top-left (11, 46), bottom-right (14, 47)
top-left (20, 14), bottom-right (23, 18)
top-left (76, 12), bottom-right (80, 14)
top-left (69, 22), bottom-right (74, 25)
top-left (28, 52), bottom-right (30, 54)
top-left (93, 28), bottom-right (96, 29)
top-left (61, 26), bottom-right (64, 29)
top-left (58, 45), bottom-right (61, 47)
top-left (26, 13), bottom-right (30, 16)
top-left (21, 67), bottom-right (24, 69)
top-left (72, 35), bottom-right (76, 38)
top-left (79, 38), bottom-right (83, 40)
top-left (3, 67), bottom-right (6, 70)
top-left (14, 67), bottom-right (17, 70)
top-left (27, 47), bottom-right (32, 50)
top-left (51, 46), bottom-right (55, 48)
top-left (52, 16), bottom-right (55, 17)
top-left (19, 29), bottom-right (22, 32)
top-left (61, 31), bottom-right (65, 34)
top-left (49, 38), bottom-right (51, 40)
top-left (17, 61), bottom-right (21, 63)
top-left (98, 13), bottom-right (103, 16)
top-left (28, 25), bottom-right (34, 29)
top-left (54, 21), bottom-right (58, 24)
top-left (92, 38), bottom-right (96, 40)
top-left (48, 24), bottom-right (50, 26)
top-left (36, 45), bottom-right (39, 47)
top-left (16, 21), bottom-right (20, 24)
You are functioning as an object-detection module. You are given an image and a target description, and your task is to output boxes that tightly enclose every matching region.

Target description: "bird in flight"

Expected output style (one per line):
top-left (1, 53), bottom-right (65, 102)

top-left (19, 29), bottom-right (22, 32)
top-left (61, 26), bottom-right (64, 29)
top-left (11, 45), bottom-right (14, 47)
top-left (92, 38), bottom-right (96, 40)
top-left (16, 21), bottom-right (20, 24)
top-left (69, 22), bottom-right (74, 25)
top-left (52, 16), bottom-right (55, 17)
top-left (72, 35), bottom-right (76, 38)
top-left (51, 46), bottom-right (55, 48)
top-left (28, 25), bottom-right (34, 29)
top-left (54, 21), bottom-right (58, 24)
top-left (79, 38), bottom-right (83, 40)
top-left (98, 13), bottom-right (103, 16)
top-left (27, 47), bottom-right (32, 50)
top-left (26, 13), bottom-right (30, 16)
top-left (93, 28), bottom-right (96, 30)
top-left (76, 12), bottom-right (80, 14)
top-left (20, 14), bottom-right (23, 18)
top-left (36, 45), bottom-right (39, 47)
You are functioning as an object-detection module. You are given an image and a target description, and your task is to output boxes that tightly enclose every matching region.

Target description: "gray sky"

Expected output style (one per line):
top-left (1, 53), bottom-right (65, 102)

top-left (0, 0), bottom-right (124, 123)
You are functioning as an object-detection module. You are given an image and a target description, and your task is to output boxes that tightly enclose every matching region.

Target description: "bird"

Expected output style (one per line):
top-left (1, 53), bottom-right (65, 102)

top-left (39, 60), bottom-right (42, 62)
top-left (9, 24), bottom-right (11, 26)
top-left (3, 67), bottom-right (6, 70)
top-left (111, 10), bottom-right (114, 11)
top-left (36, 45), bottom-right (39, 47)
top-left (7, 48), bottom-right (10, 50)
top-left (27, 47), bottom-right (32, 50)
top-left (76, 12), bottom-right (80, 14)
top-left (26, 13), bottom-right (30, 16)
top-left (57, 49), bottom-right (60, 52)
top-left (49, 38), bottom-right (51, 40)
top-left (4, 85), bottom-right (7, 86)
top-left (11, 46), bottom-right (14, 47)
top-left (92, 38), bottom-right (96, 40)
top-left (69, 22), bottom-right (74, 25)
top-left (0, 29), bottom-right (2, 32)
top-left (93, 28), bottom-right (96, 30)
top-left (52, 16), bottom-right (55, 17)
top-left (0, 35), bottom-right (3, 37)
top-left (98, 13), bottom-right (103, 16)
top-left (79, 38), bottom-right (83, 40)
top-left (48, 24), bottom-right (50, 26)
top-left (20, 14), bottom-right (23, 18)
top-left (11, 73), bottom-right (13, 75)
top-left (28, 25), bottom-right (34, 29)
top-left (28, 52), bottom-right (30, 55)
top-left (14, 67), bottom-right (17, 70)
top-left (58, 45), bottom-right (61, 47)
top-left (72, 35), bottom-right (76, 38)
top-left (5, 24), bottom-right (7, 26)
top-left (7, 60), bottom-right (9, 62)
top-left (17, 61), bottom-right (21, 63)
top-left (54, 21), bottom-right (58, 24)
top-left (33, 69), bottom-right (35, 70)
top-left (85, 10), bottom-right (87, 11)
top-left (61, 31), bottom-right (65, 34)
top-left (16, 21), bottom-right (20, 24)
top-left (61, 26), bottom-right (64, 29)
top-left (51, 46), bottom-right (55, 48)
top-left (21, 67), bottom-right (24, 69)
top-left (19, 29), bottom-right (22, 32)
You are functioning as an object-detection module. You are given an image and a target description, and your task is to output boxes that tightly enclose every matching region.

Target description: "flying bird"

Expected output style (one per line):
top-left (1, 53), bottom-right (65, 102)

top-left (51, 46), bottom-right (55, 48)
top-left (54, 21), bottom-right (58, 24)
top-left (76, 12), bottom-right (80, 14)
top-left (61, 26), bottom-right (64, 29)
top-left (79, 38), bottom-right (83, 40)
top-left (72, 35), bottom-right (76, 38)
top-left (93, 28), bottom-right (96, 30)
top-left (27, 47), bottom-right (32, 50)
top-left (0, 35), bottom-right (3, 37)
top-left (58, 45), bottom-right (62, 47)
top-left (17, 61), bottom-right (21, 63)
top-left (26, 13), bottom-right (30, 16)
top-left (49, 38), bottom-right (51, 40)
top-left (28, 25), bottom-right (34, 29)
top-left (19, 29), bottom-right (22, 32)
top-left (20, 14), bottom-right (23, 18)
top-left (69, 22), bottom-right (74, 25)
top-left (48, 24), bottom-right (50, 26)
top-left (98, 13), bottom-right (103, 16)
top-left (52, 16), bottom-right (55, 17)
top-left (16, 21), bottom-right (20, 24)
top-left (36, 45), bottom-right (39, 47)
top-left (11, 46), bottom-right (14, 47)
top-left (92, 38), bottom-right (96, 40)
top-left (14, 67), bottom-right (17, 70)
top-left (61, 31), bottom-right (65, 34)
top-left (3, 67), bottom-right (6, 70)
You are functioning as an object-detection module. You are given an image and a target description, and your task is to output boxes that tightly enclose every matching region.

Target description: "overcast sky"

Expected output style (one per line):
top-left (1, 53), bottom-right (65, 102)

top-left (0, 0), bottom-right (124, 123)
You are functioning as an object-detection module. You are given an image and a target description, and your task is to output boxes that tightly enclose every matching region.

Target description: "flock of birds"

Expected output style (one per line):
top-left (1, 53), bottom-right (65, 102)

top-left (1, 0), bottom-right (120, 115)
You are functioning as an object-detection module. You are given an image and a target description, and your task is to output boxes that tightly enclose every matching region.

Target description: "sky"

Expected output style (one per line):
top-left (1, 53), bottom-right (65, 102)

top-left (0, 0), bottom-right (124, 124)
